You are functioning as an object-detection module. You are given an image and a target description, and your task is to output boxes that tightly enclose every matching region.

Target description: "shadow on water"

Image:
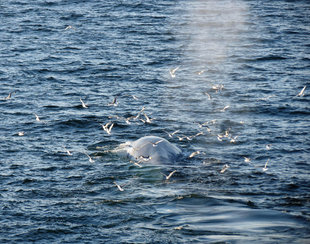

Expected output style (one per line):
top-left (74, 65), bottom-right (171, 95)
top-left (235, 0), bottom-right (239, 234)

top-left (152, 195), bottom-right (309, 243)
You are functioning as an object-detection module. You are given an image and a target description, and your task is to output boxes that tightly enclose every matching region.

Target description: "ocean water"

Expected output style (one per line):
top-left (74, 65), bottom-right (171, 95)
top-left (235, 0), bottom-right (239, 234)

top-left (0, 0), bottom-right (309, 243)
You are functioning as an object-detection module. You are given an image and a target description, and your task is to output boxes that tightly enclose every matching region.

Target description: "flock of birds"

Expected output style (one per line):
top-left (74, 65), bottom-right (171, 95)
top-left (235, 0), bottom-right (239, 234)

top-left (2, 65), bottom-right (307, 191)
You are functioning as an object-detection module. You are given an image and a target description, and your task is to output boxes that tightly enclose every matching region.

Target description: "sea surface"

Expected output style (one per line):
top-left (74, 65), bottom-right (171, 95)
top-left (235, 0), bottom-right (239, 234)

top-left (1, 0), bottom-right (310, 243)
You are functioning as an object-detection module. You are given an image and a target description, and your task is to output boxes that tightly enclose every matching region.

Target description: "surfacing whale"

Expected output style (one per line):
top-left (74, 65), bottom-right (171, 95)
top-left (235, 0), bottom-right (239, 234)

top-left (116, 136), bottom-right (182, 165)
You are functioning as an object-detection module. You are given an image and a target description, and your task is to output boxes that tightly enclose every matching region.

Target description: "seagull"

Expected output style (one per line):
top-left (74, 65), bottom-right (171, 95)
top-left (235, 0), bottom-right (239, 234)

top-left (177, 135), bottom-right (192, 141)
top-left (196, 122), bottom-right (204, 128)
top-left (142, 112), bottom-right (153, 123)
top-left (230, 136), bottom-right (238, 143)
top-left (203, 92), bottom-right (211, 100)
top-left (123, 94), bottom-right (138, 100)
top-left (266, 144), bottom-right (272, 150)
top-left (296, 86), bottom-right (306, 97)
top-left (196, 70), bottom-right (205, 75)
top-left (189, 151), bottom-right (200, 158)
top-left (162, 170), bottom-right (177, 180)
top-left (34, 113), bottom-right (41, 122)
top-left (165, 130), bottom-right (180, 138)
top-left (124, 115), bottom-right (138, 124)
top-left (64, 25), bottom-right (75, 30)
top-left (220, 164), bottom-right (230, 173)
top-left (209, 119), bottom-right (217, 125)
top-left (135, 106), bottom-right (146, 120)
top-left (84, 153), bottom-right (94, 163)
top-left (130, 160), bottom-right (142, 168)
top-left (212, 84), bottom-right (224, 92)
top-left (63, 147), bottom-right (72, 156)
top-left (18, 131), bottom-right (25, 136)
top-left (244, 157), bottom-right (251, 163)
top-left (5, 92), bottom-right (14, 100)
top-left (101, 122), bottom-right (114, 135)
top-left (113, 182), bottom-right (124, 191)
top-left (149, 139), bottom-right (164, 147)
top-left (106, 123), bottom-right (114, 134)
top-left (196, 121), bottom-right (211, 128)
top-left (262, 161), bottom-right (269, 171)
top-left (217, 134), bottom-right (223, 141)
top-left (220, 105), bottom-right (230, 112)
top-left (177, 136), bottom-right (186, 141)
top-left (262, 159), bottom-right (269, 172)
top-left (108, 97), bottom-right (118, 106)
top-left (169, 66), bottom-right (179, 78)
top-left (183, 132), bottom-right (203, 141)
top-left (125, 117), bottom-right (132, 124)
top-left (174, 226), bottom-right (184, 230)
top-left (131, 95), bottom-right (138, 100)
top-left (193, 131), bottom-right (204, 138)
top-left (101, 122), bottom-right (110, 130)
top-left (80, 98), bottom-right (88, 108)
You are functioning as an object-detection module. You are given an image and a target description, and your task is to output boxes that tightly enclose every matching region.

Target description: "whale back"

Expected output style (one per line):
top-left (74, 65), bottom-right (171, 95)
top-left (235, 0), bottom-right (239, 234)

top-left (127, 136), bottom-right (182, 164)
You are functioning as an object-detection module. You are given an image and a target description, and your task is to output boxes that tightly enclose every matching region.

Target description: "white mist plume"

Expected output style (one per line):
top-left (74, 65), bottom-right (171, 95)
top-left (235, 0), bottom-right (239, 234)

top-left (181, 0), bottom-right (249, 66)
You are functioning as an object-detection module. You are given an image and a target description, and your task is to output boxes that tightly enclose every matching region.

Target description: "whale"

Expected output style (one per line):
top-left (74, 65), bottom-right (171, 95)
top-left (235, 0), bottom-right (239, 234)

top-left (115, 136), bottom-right (182, 165)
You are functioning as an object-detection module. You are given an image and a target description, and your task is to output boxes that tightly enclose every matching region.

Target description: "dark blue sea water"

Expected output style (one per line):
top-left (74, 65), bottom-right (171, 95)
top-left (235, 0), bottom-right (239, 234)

top-left (1, 0), bottom-right (309, 243)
